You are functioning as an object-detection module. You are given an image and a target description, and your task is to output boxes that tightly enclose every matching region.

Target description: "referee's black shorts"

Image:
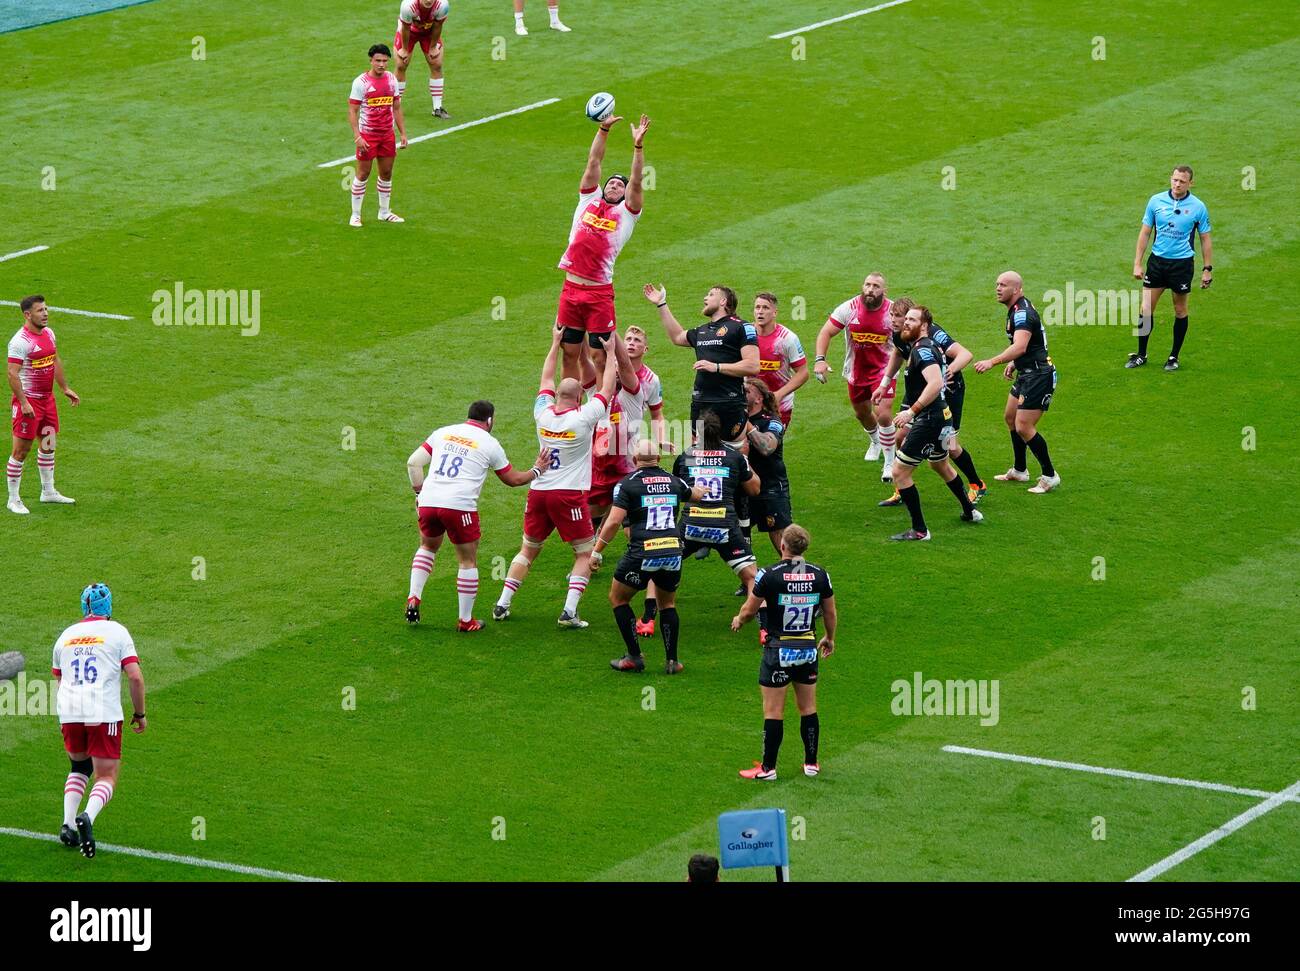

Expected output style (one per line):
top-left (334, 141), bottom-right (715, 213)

top-left (1143, 254), bottom-right (1194, 294)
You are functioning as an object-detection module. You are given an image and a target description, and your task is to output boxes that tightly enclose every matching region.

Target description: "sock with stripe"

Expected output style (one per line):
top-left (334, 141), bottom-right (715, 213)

top-left (85, 779), bottom-right (114, 823)
top-left (6, 454), bottom-right (23, 502)
top-left (351, 178), bottom-right (366, 219)
top-left (659, 607), bottom-right (680, 663)
top-left (430, 79), bottom-right (443, 110)
top-left (497, 555), bottom-right (530, 608)
top-left (613, 603), bottom-right (640, 657)
top-left (409, 547), bottom-right (435, 600)
top-left (563, 573), bottom-right (589, 614)
top-left (878, 422), bottom-right (896, 465)
top-left (761, 718), bottom-right (783, 773)
top-left (456, 567), bottom-right (479, 621)
top-left (868, 427), bottom-right (880, 446)
top-left (396, 79), bottom-right (406, 98)
top-left (63, 771), bottom-right (89, 827)
top-left (377, 178), bottom-right (392, 217)
top-left (37, 449), bottom-right (55, 493)
top-left (800, 713), bottom-right (820, 765)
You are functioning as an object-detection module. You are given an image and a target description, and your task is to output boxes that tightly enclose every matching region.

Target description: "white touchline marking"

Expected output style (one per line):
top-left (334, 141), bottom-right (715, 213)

top-left (317, 97), bottom-right (562, 168)
top-left (770, 0), bottom-right (913, 40)
top-left (0, 826), bottom-right (333, 882)
top-left (942, 745), bottom-right (1300, 803)
top-left (1128, 779), bottom-right (1300, 882)
top-left (0, 300), bottom-right (132, 321)
top-left (0, 245), bottom-right (50, 263)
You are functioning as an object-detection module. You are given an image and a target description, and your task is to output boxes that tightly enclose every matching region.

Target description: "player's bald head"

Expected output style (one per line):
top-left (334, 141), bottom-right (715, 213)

top-left (556, 377), bottom-right (583, 403)
top-left (995, 270), bottom-right (1024, 305)
top-left (632, 438), bottom-right (660, 466)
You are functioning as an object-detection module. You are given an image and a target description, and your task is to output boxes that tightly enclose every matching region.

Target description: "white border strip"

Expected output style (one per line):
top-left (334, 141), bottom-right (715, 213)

top-left (942, 745), bottom-right (1300, 802)
top-left (317, 97), bottom-right (561, 168)
top-left (0, 245), bottom-right (50, 264)
top-left (0, 300), bottom-right (132, 321)
top-left (0, 826), bottom-right (332, 882)
top-left (770, 0), bottom-right (913, 40)
top-left (1128, 779), bottom-right (1300, 882)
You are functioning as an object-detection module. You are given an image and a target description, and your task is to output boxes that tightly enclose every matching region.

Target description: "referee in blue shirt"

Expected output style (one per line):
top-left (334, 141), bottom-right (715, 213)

top-left (1128, 165), bottom-right (1213, 371)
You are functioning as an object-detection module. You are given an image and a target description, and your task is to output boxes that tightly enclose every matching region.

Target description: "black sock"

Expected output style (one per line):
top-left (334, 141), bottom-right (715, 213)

top-left (945, 472), bottom-right (974, 513)
top-left (952, 448), bottom-right (983, 487)
top-left (1137, 314), bottom-right (1152, 358)
top-left (1010, 429), bottom-right (1027, 472)
top-left (1026, 433), bottom-right (1055, 477)
top-left (1170, 315), bottom-right (1188, 358)
top-left (659, 607), bottom-right (680, 663)
top-left (899, 484), bottom-right (927, 534)
top-left (641, 597), bottom-right (658, 623)
top-left (762, 718), bottom-right (784, 772)
top-left (800, 713), bottom-right (820, 765)
top-left (613, 603), bottom-right (641, 657)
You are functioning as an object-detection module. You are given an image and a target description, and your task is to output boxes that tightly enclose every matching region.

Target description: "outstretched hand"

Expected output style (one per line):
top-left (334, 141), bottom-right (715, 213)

top-left (631, 114), bottom-right (651, 147)
top-left (643, 283), bottom-right (666, 305)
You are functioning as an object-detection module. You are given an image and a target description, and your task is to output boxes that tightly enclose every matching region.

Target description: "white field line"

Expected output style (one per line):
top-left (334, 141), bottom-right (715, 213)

top-left (0, 300), bottom-right (132, 321)
top-left (317, 97), bottom-right (561, 168)
top-left (942, 745), bottom-right (1300, 803)
top-left (0, 245), bottom-right (50, 263)
top-left (1128, 779), bottom-right (1300, 882)
top-left (0, 826), bottom-right (332, 882)
top-left (770, 0), bottom-right (913, 40)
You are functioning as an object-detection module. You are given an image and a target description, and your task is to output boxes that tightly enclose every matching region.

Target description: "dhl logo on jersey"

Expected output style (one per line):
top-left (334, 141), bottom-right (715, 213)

top-left (759, 359), bottom-right (782, 371)
top-left (581, 211), bottom-right (618, 232)
top-left (366, 96), bottom-right (395, 106)
top-left (64, 636), bottom-right (105, 647)
top-left (539, 428), bottom-right (577, 441)
top-left (851, 331), bottom-right (887, 344)
top-left (444, 435), bottom-right (479, 449)
top-left (31, 354), bottom-right (56, 368)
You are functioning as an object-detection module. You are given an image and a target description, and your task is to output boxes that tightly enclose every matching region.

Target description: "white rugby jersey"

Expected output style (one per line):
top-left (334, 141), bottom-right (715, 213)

top-left (52, 618), bottom-right (138, 725)
top-left (533, 389), bottom-right (608, 491)
top-left (416, 420), bottom-right (511, 511)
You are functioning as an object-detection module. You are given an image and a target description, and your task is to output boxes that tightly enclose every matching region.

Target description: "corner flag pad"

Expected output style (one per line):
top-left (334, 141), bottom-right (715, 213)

top-left (718, 808), bottom-right (790, 881)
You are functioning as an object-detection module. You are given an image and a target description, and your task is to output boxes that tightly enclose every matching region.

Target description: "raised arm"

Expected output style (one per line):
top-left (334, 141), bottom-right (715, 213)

top-left (611, 331), bottom-right (640, 392)
top-left (539, 323), bottom-right (565, 392)
top-left (581, 115), bottom-right (622, 190)
top-left (596, 335), bottom-right (618, 402)
top-left (626, 115), bottom-right (650, 213)
top-left (643, 284), bottom-right (689, 347)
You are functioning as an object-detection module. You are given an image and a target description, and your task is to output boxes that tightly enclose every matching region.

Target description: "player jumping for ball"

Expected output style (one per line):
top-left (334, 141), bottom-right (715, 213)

top-left (52, 583), bottom-right (147, 859)
top-left (8, 295), bottom-right (79, 514)
top-left (393, 0), bottom-right (451, 119)
top-left (405, 400), bottom-right (549, 630)
top-left (347, 44), bottom-right (408, 227)
top-left (556, 113), bottom-right (650, 383)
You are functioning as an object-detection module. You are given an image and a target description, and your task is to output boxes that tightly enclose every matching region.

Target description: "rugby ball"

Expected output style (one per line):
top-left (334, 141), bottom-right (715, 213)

top-left (585, 92), bottom-right (615, 123)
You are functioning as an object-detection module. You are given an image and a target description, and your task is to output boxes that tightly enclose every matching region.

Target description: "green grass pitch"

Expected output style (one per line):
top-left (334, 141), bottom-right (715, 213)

top-left (0, 0), bottom-right (1297, 882)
